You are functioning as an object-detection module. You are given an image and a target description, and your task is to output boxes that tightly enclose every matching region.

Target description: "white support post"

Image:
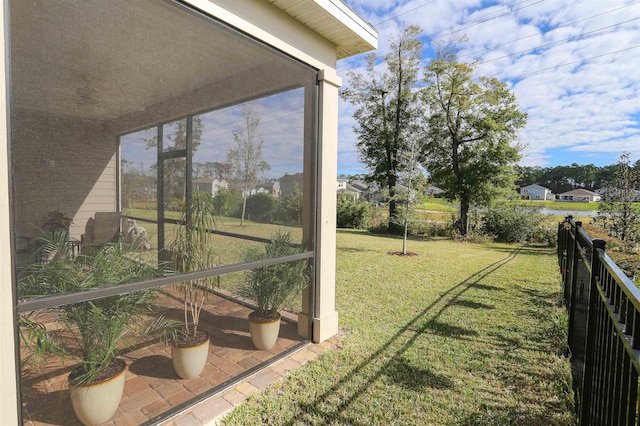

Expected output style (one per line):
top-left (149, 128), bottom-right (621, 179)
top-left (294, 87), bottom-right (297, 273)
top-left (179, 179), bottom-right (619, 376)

top-left (311, 68), bottom-right (341, 343)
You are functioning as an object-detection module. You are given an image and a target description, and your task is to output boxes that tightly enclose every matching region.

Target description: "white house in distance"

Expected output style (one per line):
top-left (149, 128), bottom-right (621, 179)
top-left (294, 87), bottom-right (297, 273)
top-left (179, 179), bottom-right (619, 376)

top-left (249, 180), bottom-right (281, 198)
top-left (558, 188), bottom-right (602, 202)
top-left (0, 1), bottom-right (377, 424)
top-left (520, 184), bottom-right (554, 200)
top-left (596, 187), bottom-right (640, 202)
top-left (193, 177), bottom-right (228, 196)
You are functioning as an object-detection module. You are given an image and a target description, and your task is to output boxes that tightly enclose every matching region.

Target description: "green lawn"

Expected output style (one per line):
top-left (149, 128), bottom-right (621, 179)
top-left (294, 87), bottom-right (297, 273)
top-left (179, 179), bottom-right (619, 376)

top-left (122, 208), bottom-right (303, 266)
top-left (419, 198), bottom-right (459, 212)
top-left (222, 231), bottom-right (575, 425)
top-left (514, 199), bottom-right (598, 211)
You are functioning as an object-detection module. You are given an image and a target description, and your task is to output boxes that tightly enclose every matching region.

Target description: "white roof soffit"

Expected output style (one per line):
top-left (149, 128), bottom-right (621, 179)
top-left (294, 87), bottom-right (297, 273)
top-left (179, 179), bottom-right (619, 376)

top-left (270, 0), bottom-right (378, 59)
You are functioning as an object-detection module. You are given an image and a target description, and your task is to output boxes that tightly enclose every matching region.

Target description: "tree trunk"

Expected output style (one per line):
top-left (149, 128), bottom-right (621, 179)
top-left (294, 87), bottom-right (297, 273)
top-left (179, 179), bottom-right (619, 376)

top-left (403, 202), bottom-right (409, 255)
top-left (459, 194), bottom-right (470, 236)
top-left (241, 195), bottom-right (247, 226)
top-left (387, 177), bottom-right (402, 234)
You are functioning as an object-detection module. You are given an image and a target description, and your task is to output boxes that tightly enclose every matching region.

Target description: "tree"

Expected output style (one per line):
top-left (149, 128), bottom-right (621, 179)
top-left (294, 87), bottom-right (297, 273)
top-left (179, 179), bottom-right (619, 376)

top-left (277, 182), bottom-right (303, 225)
top-left (421, 42), bottom-right (527, 236)
top-left (226, 105), bottom-right (270, 226)
top-left (596, 152), bottom-right (639, 252)
top-left (341, 25), bottom-right (425, 233)
top-left (393, 136), bottom-right (423, 255)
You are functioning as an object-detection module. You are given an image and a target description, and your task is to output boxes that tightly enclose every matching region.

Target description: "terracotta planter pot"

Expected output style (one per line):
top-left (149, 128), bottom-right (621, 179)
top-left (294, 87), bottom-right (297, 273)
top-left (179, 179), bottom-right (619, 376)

top-left (171, 330), bottom-right (210, 379)
top-left (248, 312), bottom-right (281, 350)
top-left (69, 358), bottom-right (126, 426)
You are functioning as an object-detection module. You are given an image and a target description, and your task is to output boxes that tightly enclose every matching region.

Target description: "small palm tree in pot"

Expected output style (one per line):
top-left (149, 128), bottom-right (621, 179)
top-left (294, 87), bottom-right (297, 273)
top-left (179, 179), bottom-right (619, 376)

top-left (165, 191), bottom-right (218, 378)
top-left (19, 241), bottom-right (162, 426)
top-left (237, 230), bottom-right (309, 350)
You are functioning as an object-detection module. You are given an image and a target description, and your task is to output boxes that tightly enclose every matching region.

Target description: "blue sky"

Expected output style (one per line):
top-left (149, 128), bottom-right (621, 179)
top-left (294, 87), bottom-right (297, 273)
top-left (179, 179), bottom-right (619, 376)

top-left (337, 0), bottom-right (640, 175)
top-left (121, 89), bottom-right (305, 180)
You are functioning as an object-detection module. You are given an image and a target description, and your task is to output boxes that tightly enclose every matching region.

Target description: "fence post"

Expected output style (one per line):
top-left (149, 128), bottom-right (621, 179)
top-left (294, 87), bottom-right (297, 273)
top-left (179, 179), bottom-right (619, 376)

top-left (581, 238), bottom-right (606, 424)
top-left (560, 216), bottom-right (572, 302)
top-left (567, 221), bottom-right (582, 345)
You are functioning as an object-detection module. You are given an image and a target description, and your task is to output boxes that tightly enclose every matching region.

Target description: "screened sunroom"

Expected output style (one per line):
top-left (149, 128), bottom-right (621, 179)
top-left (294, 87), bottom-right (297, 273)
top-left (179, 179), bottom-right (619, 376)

top-left (2, 0), bottom-right (376, 424)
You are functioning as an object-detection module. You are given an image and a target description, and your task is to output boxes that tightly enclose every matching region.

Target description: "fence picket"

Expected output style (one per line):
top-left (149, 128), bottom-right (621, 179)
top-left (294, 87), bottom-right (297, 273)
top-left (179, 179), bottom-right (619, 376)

top-left (559, 218), bottom-right (639, 425)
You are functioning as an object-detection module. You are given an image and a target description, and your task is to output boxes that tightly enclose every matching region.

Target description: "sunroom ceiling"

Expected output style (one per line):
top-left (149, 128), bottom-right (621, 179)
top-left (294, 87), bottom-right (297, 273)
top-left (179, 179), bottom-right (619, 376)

top-left (10, 0), bottom-right (279, 125)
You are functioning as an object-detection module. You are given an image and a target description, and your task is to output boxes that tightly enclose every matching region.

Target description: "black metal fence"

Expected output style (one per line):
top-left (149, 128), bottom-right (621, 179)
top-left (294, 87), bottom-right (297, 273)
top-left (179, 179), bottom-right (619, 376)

top-left (558, 216), bottom-right (640, 425)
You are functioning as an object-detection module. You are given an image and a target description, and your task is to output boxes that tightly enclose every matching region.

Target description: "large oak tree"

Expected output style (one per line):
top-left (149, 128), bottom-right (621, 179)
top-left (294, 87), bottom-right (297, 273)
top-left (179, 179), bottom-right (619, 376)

top-left (421, 44), bottom-right (527, 236)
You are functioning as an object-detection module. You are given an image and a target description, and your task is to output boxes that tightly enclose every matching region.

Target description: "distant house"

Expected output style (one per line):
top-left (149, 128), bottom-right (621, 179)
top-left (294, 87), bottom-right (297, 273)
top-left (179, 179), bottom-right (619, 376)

top-left (595, 187), bottom-right (640, 202)
top-left (249, 181), bottom-right (281, 198)
top-left (337, 183), bottom-right (362, 201)
top-left (558, 188), bottom-right (601, 203)
top-left (193, 177), bottom-right (228, 196)
top-left (426, 185), bottom-right (443, 198)
top-left (279, 173), bottom-right (304, 196)
top-left (337, 178), bottom-right (348, 191)
top-left (350, 181), bottom-right (368, 192)
top-left (520, 184), bottom-right (554, 200)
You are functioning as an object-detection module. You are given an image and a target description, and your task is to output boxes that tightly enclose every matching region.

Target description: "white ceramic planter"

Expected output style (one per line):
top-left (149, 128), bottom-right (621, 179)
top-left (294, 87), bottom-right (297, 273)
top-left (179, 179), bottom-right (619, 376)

top-left (171, 330), bottom-right (210, 379)
top-left (248, 312), bottom-right (281, 350)
top-left (69, 359), bottom-right (126, 426)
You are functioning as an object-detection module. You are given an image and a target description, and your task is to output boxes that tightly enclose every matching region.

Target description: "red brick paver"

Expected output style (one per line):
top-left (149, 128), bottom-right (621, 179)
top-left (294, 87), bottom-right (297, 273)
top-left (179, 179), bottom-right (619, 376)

top-left (20, 291), bottom-right (325, 426)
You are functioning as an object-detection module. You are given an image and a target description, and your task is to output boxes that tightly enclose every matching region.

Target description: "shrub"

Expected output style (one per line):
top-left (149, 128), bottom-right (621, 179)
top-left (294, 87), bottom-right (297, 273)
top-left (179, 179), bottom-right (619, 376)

top-left (530, 217), bottom-right (558, 247)
top-left (245, 193), bottom-right (276, 223)
top-left (275, 190), bottom-right (303, 225)
top-left (481, 202), bottom-right (543, 243)
top-left (213, 189), bottom-right (242, 217)
top-left (337, 194), bottom-right (370, 229)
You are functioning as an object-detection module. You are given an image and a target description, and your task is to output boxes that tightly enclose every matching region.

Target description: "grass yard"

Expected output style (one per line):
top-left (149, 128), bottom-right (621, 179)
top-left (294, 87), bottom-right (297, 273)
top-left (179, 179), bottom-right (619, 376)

top-left (222, 231), bottom-right (575, 425)
top-left (420, 198), bottom-right (459, 212)
top-left (122, 208), bottom-right (303, 266)
top-left (515, 199), bottom-right (598, 211)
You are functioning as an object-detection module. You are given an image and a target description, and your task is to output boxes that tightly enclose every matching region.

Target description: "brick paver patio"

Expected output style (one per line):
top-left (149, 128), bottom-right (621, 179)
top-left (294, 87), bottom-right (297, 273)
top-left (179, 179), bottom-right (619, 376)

top-left (20, 291), bottom-right (332, 425)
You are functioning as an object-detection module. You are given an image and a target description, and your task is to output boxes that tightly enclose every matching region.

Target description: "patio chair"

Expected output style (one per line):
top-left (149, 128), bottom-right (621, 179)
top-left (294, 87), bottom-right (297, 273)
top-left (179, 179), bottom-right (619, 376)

top-left (81, 212), bottom-right (122, 254)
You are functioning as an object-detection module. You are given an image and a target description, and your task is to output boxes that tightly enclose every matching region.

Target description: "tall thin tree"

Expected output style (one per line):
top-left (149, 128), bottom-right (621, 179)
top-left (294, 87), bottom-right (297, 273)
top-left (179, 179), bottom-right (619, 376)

top-left (341, 25), bottom-right (425, 233)
top-left (226, 105), bottom-right (270, 226)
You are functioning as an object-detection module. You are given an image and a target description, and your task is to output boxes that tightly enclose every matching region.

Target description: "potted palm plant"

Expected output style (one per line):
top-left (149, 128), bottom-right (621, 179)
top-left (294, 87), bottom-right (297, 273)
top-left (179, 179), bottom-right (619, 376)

top-left (165, 191), bottom-right (218, 379)
top-left (238, 230), bottom-right (309, 350)
top-left (19, 241), bottom-right (161, 426)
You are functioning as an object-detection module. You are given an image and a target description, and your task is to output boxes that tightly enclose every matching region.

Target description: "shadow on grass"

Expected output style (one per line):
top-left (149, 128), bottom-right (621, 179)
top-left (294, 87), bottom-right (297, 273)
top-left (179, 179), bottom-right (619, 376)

top-left (469, 283), bottom-right (501, 291)
top-left (280, 247), bottom-right (521, 425)
top-left (487, 244), bottom-right (556, 257)
top-left (339, 246), bottom-right (382, 254)
top-left (450, 299), bottom-right (496, 310)
top-left (383, 357), bottom-right (454, 391)
top-left (416, 319), bottom-right (479, 338)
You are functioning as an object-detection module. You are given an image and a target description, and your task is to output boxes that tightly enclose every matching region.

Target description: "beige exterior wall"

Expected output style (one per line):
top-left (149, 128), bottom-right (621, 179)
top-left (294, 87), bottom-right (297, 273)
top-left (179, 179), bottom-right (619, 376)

top-left (11, 113), bottom-right (117, 242)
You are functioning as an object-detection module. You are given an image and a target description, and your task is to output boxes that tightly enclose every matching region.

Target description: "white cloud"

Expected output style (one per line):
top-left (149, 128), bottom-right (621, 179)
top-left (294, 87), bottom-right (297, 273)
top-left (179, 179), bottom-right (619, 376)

top-left (338, 0), bottom-right (640, 174)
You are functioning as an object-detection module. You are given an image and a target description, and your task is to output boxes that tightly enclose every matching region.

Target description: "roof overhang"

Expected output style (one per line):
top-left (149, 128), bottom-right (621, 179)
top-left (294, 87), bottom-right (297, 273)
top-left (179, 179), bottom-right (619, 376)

top-left (269, 0), bottom-right (377, 59)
